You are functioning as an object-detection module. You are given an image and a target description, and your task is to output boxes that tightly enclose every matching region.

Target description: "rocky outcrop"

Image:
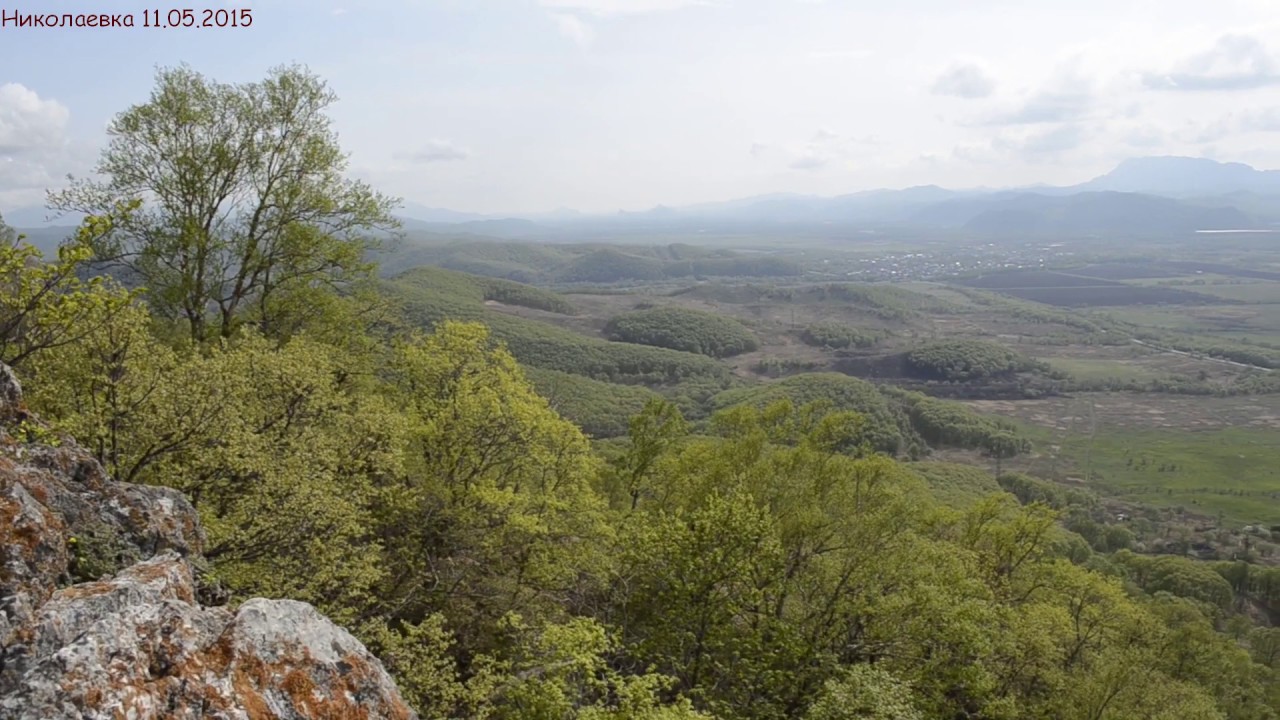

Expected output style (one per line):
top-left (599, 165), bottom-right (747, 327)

top-left (0, 364), bottom-right (417, 719)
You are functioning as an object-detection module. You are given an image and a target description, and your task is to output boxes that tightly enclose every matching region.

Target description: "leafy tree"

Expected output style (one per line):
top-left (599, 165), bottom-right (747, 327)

top-left (711, 373), bottom-right (909, 455)
top-left (378, 322), bottom-right (610, 652)
top-left (524, 367), bottom-right (661, 439)
top-left (0, 213), bottom-right (134, 367)
top-left (984, 431), bottom-right (1024, 476)
top-left (0, 212), bottom-right (17, 248)
top-left (50, 64), bottom-right (398, 341)
top-left (804, 665), bottom-right (923, 720)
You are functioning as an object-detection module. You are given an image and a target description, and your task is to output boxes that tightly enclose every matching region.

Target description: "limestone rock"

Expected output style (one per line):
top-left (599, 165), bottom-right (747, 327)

top-left (1, 554), bottom-right (416, 719)
top-left (0, 363), bottom-right (418, 719)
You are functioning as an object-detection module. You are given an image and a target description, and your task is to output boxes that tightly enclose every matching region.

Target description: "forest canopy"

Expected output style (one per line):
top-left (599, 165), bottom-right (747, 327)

top-left (2, 65), bottom-right (1277, 720)
top-left (604, 306), bottom-right (760, 358)
top-left (904, 339), bottom-right (1040, 381)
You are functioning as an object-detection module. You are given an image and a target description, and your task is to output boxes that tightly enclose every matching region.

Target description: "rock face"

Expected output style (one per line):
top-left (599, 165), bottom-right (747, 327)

top-left (0, 364), bottom-right (418, 719)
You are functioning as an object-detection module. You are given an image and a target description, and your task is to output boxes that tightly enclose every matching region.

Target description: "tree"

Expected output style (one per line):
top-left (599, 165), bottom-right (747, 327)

top-left (983, 431), bottom-right (1024, 477)
top-left (50, 64), bottom-right (398, 341)
top-left (0, 213), bottom-right (134, 367)
top-left (804, 666), bottom-right (923, 720)
top-left (0, 212), bottom-right (17, 248)
top-left (380, 322), bottom-right (609, 652)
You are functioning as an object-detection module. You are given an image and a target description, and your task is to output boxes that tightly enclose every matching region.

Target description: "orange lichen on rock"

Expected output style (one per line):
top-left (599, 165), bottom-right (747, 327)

top-left (0, 362), bottom-right (418, 719)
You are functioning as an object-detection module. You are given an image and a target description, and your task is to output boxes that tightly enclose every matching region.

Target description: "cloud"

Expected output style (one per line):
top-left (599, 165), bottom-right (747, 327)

top-left (1142, 34), bottom-right (1280, 91)
top-left (0, 84), bottom-right (72, 203)
top-left (1010, 124), bottom-right (1085, 155)
top-left (1176, 116), bottom-right (1236, 144)
top-left (1238, 106), bottom-right (1280, 132)
top-left (955, 123), bottom-right (1086, 165)
top-left (931, 61), bottom-right (995, 99)
top-left (0, 83), bottom-right (69, 158)
top-left (1122, 125), bottom-right (1167, 148)
top-left (781, 128), bottom-right (877, 171)
top-left (400, 139), bottom-right (470, 163)
top-left (979, 61), bottom-right (1094, 125)
top-left (789, 154), bottom-right (827, 171)
top-left (806, 48), bottom-right (874, 62)
top-left (551, 12), bottom-right (594, 46)
top-left (539, 0), bottom-right (723, 15)
top-left (984, 87), bottom-right (1092, 125)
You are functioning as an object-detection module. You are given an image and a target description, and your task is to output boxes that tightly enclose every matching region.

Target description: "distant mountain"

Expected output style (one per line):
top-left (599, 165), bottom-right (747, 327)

top-left (622, 186), bottom-right (968, 225)
top-left (960, 192), bottom-right (1253, 236)
top-left (9, 155), bottom-right (1275, 245)
top-left (1183, 191), bottom-right (1280, 225)
top-left (8, 226), bottom-right (74, 254)
top-left (397, 202), bottom-right (493, 224)
top-left (1, 205), bottom-right (81, 228)
top-left (1078, 156), bottom-right (1280, 197)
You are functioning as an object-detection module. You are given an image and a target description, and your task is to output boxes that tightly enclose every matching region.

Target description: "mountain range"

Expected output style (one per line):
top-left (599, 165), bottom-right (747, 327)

top-left (5, 156), bottom-right (1278, 244)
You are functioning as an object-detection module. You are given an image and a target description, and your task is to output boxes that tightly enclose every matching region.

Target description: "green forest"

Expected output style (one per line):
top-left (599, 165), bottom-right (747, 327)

top-left (3, 65), bottom-right (1279, 720)
top-left (605, 307), bottom-right (760, 358)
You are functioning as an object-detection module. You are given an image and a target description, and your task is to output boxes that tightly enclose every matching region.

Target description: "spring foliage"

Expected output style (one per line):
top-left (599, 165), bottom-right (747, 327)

top-left (11, 66), bottom-right (1280, 720)
top-left (604, 306), bottom-right (759, 358)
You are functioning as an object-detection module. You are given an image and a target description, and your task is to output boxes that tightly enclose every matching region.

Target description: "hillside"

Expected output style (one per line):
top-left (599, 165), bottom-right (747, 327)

top-left (377, 237), bottom-right (802, 283)
top-left (8, 59), bottom-right (1280, 720)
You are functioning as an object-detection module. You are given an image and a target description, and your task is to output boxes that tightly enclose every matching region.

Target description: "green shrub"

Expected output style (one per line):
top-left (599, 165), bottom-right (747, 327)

top-left (605, 307), bottom-right (759, 358)
top-left (903, 340), bottom-right (1038, 381)
top-left (800, 322), bottom-right (880, 350)
top-left (524, 367), bottom-right (662, 438)
top-left (712, 373), bottom-right (908, 454)
top-left (882, 388), bottom-right (1031, 455)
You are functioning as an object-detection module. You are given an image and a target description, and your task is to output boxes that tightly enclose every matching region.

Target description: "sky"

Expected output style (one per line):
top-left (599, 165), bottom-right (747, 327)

top-left (2, 0), bottom-right (1280, 216)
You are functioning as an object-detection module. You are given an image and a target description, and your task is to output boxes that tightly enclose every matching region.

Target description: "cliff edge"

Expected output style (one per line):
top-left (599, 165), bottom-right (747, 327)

top-left (0, 363), bottom-right (417, 719)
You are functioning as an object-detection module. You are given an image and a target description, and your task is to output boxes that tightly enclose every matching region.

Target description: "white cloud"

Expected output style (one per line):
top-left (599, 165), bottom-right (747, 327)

top-left (539, 0), bottom-right (724, 15)
top-left (806, 48), bottom-right (874, 62)
top-left (1003, 124), bottom-right (1085, 156)
top-left (1239, 106), bottom-right (1280, 132)
top-left (979, 59), bottom-right (1096, 125)
top-left (399, 139), bottom-right (471, 163)
top-left (931, 61), bottom-right (995, 99)
top-left (1142, 33), bottom-right (1280, 91)
top-left (780, 128), bottom-right (877, 171)
top-left (789, 153), bottom-right (827, 171)
top-left (551, 12), bottom-right (595, 46)
top-left (1122, 125), bottom-right (1168, 148)
top-left (0, 84), bottom-right (72, 203)
top-left (0, 84), bottom-right (69, 158)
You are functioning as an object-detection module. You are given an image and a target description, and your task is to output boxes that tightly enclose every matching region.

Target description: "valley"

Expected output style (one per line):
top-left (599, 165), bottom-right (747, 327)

top-left (377, 231), bottom-right (1280, 542)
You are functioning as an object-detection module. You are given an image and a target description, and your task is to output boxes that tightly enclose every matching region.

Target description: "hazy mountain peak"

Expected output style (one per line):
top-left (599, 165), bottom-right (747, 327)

top-left (1081, 156), bottom-right (1280, 197)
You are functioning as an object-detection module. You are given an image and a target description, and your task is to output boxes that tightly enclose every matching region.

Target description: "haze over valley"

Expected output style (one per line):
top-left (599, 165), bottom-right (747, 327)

top-left (3, 3), bottom-right (1280, 719)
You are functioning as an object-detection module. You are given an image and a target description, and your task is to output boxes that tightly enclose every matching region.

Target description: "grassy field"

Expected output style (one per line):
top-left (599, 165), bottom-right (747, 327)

top-left (1042, 357), bottom-right (1165, 382)
top-left (1183, 281), bottom-right (1280, 303)
top-left (969, 393), bottom-right (1280, 525)
top-left (1052, 427), bottom-right (1280, 526)
top-left (1099, 303), bottom-right (1280, 345)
